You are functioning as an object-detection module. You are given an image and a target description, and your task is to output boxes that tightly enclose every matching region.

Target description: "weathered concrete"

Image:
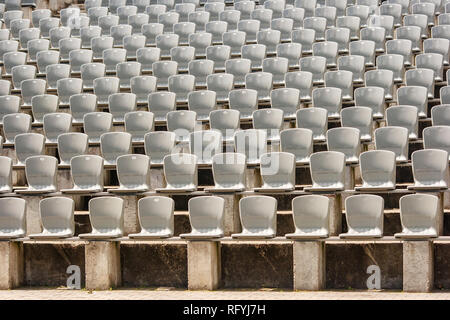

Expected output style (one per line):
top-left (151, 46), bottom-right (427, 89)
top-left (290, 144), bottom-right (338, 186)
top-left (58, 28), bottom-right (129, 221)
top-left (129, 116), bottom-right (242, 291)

top-left (0, 241), bottom-right (23, 289)
top-left (57, 169), bottom-right (73, 191)
top-left (415, 191), bottom-right (444, 236)
top-left (328, 193), bottom-right (342, 236)
top-left (150, 167), bottom-right (166, 190)
top-left (344, 166), bottom-right (355, 190)
top-left (293, 241), bottom-right (325, 291)
top-left (403, 240), bottom-right (434, 292)
top-left (187, 241), bottom-right (221, 290)
top-left (245, 167), bottom-right (262, 189)
top-left (85, 241), bottom-right (121, 290)
top-left (117, 195), bottom-right (139, 235)
top-left (23, 195), bottom-right (44, 235)
top-left (217, 194), bottom-right (242, 236)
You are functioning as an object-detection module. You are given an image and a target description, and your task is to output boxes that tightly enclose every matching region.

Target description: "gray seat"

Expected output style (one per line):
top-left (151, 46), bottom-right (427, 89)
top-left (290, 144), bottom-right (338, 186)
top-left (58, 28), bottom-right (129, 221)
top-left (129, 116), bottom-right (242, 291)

top-left (349, 40), bottom-right (376, 67)
top-left (124, 111), bottom-right (154, 143)
top-left (395, 194), bottom-right (439, 239)
top-left (338, 55), bottom-right (365, 84)
top-left (3, 51), bottom-right (26, 76)
top-left (386, 105), bottom-right (419, 140)
top-left (424, 38), bottom-right (450, 65)
top-left (255, 152), bottom-right (296, 192)
top-left (234, 129), bottom-right (267, 165)
top-left (137, 47), bottom-right (161, 73)
top-left (374, 126), bottom-right (409, 162)
top-left (158, 153), bottom-right (198, 192)
top-left (270, 88), bottom-right (300, 119)
top-left (313, 41), bottom-right (339, 68)
top-left (256, 29), bottom-right (280, 55)
top-left (280, 128), bottom-right (313, 165)
top-left (153, 60), bottom-right (178, 88)
top-left (242, 44), bottom-right (267, 69)
top-left (83, 112), bottom-right (113, 143)
top-left (262, 57), bottom-right (288, 85)
top-left (128, 196), bottom-right (175, 239)
top-left (14, 133), bottom-right (45, 166)
top-left (296, 107), bottom-right (328, 142)
top-left (220, 9), bottom-right (240, 31)
top-left (409, 149), bottom-right (449, 190)
top-left (108, 93), bottom-right (137, 122)
top-left (423, 126), bottom-right (450, 160)
top-left (0, 156), bottom-right (13, 193)
top-left (91, 36), bottom-right (114, 60)
top-left (31, 94), bottom-right (58, 124)
top-left (303, 17), bottom-right (327, 41)
top-left (12, 65), bottom-right (36, 90)
top-left (209, 152), bottom-right (246, 192)
top-left (209, 109), bottom-right (240, 143)
top-left (69, 49), bottom-right (93, 74)
top-left (299, 56), bottom-right (326, 85)
top-left (110, 24), bottom-right (132, 47)
top-left (188, 10), bottom-right (210, 32)
top-left (340, 106), bottom-right (373, 142)
top-left (285, 71), bottom-right (313, 101)
top-left (103, 48), bottom-right (126, 73)
top-left (339, 194), bottom-right (384, 239)
top-left (0, 40), bottom-right (19, 64)
top-left (49, 26), bottom-right (71, 49)
top-left (189, 59), bottom-right (214, 88)
top-left (292, 28), bottom-right (316, 54)
top-left (57, 132), bottom-right (89, 166)
top-left (187, 90), bottom-right (217, 121)
top-left (171, 46), bottom-right (195, 72)
top-left (276, 43), bottom-right (302, 69)
top-left (305, 151), bottom-right (346, 192)
top-left (0, 95), bottom-right (20, 125)
top-left (312, 87), bottom-right (342, 119)
top-left (354, 86), bottom-right (385, 119)
top-left (365, 69), bottom-right (394, 101)
top-left (46, 64), bottom-right (70, 90)
top-left (166, 110), bottom-right (197, 143)
top-left (397, 86), bottom-right (428, 118)
top-left (80, 63), bottom-right (106, 90)
top-left (100, 132), bottom-right (132, 166)
top-left (43, 113), bottom-right (72, 144)
top-left (206, 45), bottom-right (231, 71)
top-left (326, 127), bottom-right (361, 164)
top-left (180, 196), bottom-right (225, 239)
top-left (431, 105), bottom-right (450, 126)
top-left (231, 196), bottom-right (277, 239)
top-left (62, 155), bottom-right (104, 193)
top-left (0, 80), bottom-right (11, 96)
top-left (93, 77), bottom-right (120, 105)
top-left (21, 79), bottom-right (47, 107)
top-left (416, 53), bottom-right (444, 82)
top-left (405, 68), bottom-right (435, 99)
top-left (3, 113), bottom-right (32, 144)
top-left (0, 198), bottom-right (26, 239)
top-left (57, 78), bottom-right (83, 106)
top-left (189, 130), bottom-right (222, 165)
top-left (144, 131), bottom-right (176, 165)
top-left (223, 31), bottom-right (246, 56)
top-left (356, 150), bottom-right (396, 191)
top-left (245, 72), bottom-right (273, 101)
top-left (225, 58), bottom-right (252, 87)
top-left (19, 155), bottom-right (58, 194)
top-left (79, 197), bottom-right (124, 239)
top-left (168, 74), bottom-right (195, 104)
top-left (117, 61), bottom-right (141, 89)
top-left (69, 93), bottom-right (97, 124)
top-left (148, 91), bottom-right (176, 121)
top-left (285, 195), bottom-right (330, 239)
top-left (110, 154), bottom-right (151, 192)
top-left (252, 108), bottom-right (284, 142)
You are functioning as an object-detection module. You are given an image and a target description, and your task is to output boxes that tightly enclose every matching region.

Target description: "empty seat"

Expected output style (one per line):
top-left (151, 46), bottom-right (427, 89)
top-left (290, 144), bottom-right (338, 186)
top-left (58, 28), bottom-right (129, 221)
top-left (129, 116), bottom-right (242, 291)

top-left (349, 40), bottom-right (376, 67)
top-left (80, 63), bottom-right (106, 90)
top-left (108, 93), bottom-right (137, 122)
top-left (325, 70), bottom-right (353, 100)
top-left (339, 194), bottom-right (384, 239)
top-left (3, 51), bottom-right (26, 76)
top-left (124, 111), bottom-right (154, 143)
top-left (280, 128), bottom-right (313, 165)
top-left (245, 72), bottom-right (273, 101)
top-left (238, 19), bottom-right (260, 43)
top-left (256, 30), bottom-right (280, 55)
top-left (228, 88), bottom-right (258, 120)
top-left (253, 108), bottom-right (284, 142)
top-left (325, 27), bottom-right (350, 54)
top-left (255, 152), bottom-right (296, 192)
top-left (62, 155), bottom-right (104, 193)
top-left (251, 8), bottom-right (273, 30)
top-left (312, 87), bottom-right (342, 119)
top-left (39, 17), bottom-right (59, 39)
top-left (354, 86), bottom-right (385, 119)
top-left (84, 112), bottom-right (113, 143)
top-left (0, 80), bottom-right (11, 97)
top-left (412, 2), bottom-right (435, 26)
top-left (148, 91), bottom-right (176, 121)
top-left (32, 9), bottom-right (51, 28)
top-left (207, 109), bottom-right (238, 143)
top-left (31, 94), bottom-right (58, 124)
top-left (69, 49), bottom-right (93, 74)
top-left (3, 113), bottom-right (32, 144)
top-left (142, 23), bottom-right (164, 46)
top-left (285, 71), bottom-right (313, 101)
top-left (210, 153), bottom-right (246, 193)
top-left (296, 107), bottom-right (328, 142)
top-left (231, 196), bottom-right (277, 239)
top-left (69, 93), bottom-right (97, 124)
top-left (303, 17), bottom-right (327, 41)
top-left (386, 39), bottom-right (413, 67)
top-left (137, 47), bottom-right (161, 73)
top-left (220, 9), bottom-right (240, 31)
top-left (12, 65), bottom-right (36, 90)
top-left (166, 110), bottom-right (197, 143)
top-left (49, 26), bottom-right (70, 49)
top-left (0, 198), bottom-right (26, 239)
top-left (365, 69), bottom-right (394, 101)
top-left (21, 79), bottom-right (46, 107)
top-left (283, 7), bottom-right (305, 29)
top-left (43, 113), bottom-right (72, 144)
top-left (189, 32), bottom-right (212, 57)
top-left (299, 56), bottom-right (326, 85)
top-left (153, 61), bottom-right (178, 88)
top-left (398, 86), bottom-right (428, 118)
top-left (305, 151), bottom-right (346, 191)
top-left (117, 61), bottom-right (141, 89)
top-left (189, 130), bottom-right (222, 164)
top-left (340, 106), bottom-right (373, 142)
top-left (158, 153), bottom-right (198, 192)
top-left (36, 50), bottom-right (60, 75)
top-left (110, 154), bottom-right (151, 192)
top-left (313, 41), bottom-right (339, 68)
top-left (79, 197), bottom-right (124, 239)
top-left (234, 129), bottom-right (267, 165)
top-left (110, 24), bottom-right (132, 47)
top-left (423, 126), bottom-right (450, 159)
top-left (241, 44), bottom-right (266, 70)
top-left (292, 28), bottom-right (316, 54)
top-left (386, 105), bottom-right (419, 140)
top-left (100, 132), bottom-right (132, 166)
top-left (270, 88), bottom-right (300, 119)
top-left (285, 195), bottom-right (330, 239)
top-left (28, 39), bottom-right (50, 63)
top-left (123, 35), bottom-right (146, 59)
top-left (315, 5), bottom-right (337, 28)
top-left (168, 74), bottom-right (195, 104)
top-left (262, 57), bottom-right (288, 85)
top-left (431, 104), bottom-right (450, 126)
top-left (265, 0), bottom-right (285, 19)
top-left (0, 95), bottom-right (20, 125)
top-left (271, 18), bottom-right (294, 42)
top-left (276, 43), bottom-right (302, 69)
top-left (223, 31), bottom-right (246, 56)
top-left (377, 54), bottom-right (404, 84)
top-left (206, 73), bottom-right (234, 102)
top-left (20, 155), bottom-right (58, 194)
top-left (188, 10), bottom-right (210, 32)
top-left (173, 22), bottom-right (196, 46)
top-left (59, 38), bottom-right (81, 62)
top-left (19, 28), bottom-right (40, 50)
top-left (187, 90), bottom-right (216, 121)
top-left (147, 4), bottom-right (167, 23)
top-left (14, 133), bottom-right (45, 166)
top-left (130, 76), bottom-right (157, 104)
top-left (0, 157), bottom-right (12, 193)
top-left (336, 15), bottom-right (361, 40)
top-left (144, 131), bottom-right (176, 165)
top-left (405, 68), bottom-right (435, 99)
top-left (57, 133), bottom-right (89, 166)
top-left (103, 48), bottom-right (127, 72)
top-left (295, 0), bottom-right (317, 18)
top-left (206, 45), bottom-right (230, 71)
top-left (129, 13), bottom-right (150, 34)
top-left (128, 196), bottom-right (174, 239)
top-left (409, 149), bottom-right (449, 190)
top-left (93, 77), bottom-right (120, 105)
top-left (327, 127), bottom-right (361, 164)
top-left (416, 53), bottom-right (444, 82)
top-left (205, 1), bottom-right (225, 21)
top-left (374, 126), bottom-right (409, 162)
top-left (424, 38), bottom-right (450, 65)
top-left (356, 150), bottom-right (396, 191)
top-left (395, 194), bottom-right (439, 239)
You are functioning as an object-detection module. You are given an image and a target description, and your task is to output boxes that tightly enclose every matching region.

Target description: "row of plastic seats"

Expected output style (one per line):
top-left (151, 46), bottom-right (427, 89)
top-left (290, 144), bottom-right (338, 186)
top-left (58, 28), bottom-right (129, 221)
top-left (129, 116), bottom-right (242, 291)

top-left (0, 193), bottom-right (442, 240)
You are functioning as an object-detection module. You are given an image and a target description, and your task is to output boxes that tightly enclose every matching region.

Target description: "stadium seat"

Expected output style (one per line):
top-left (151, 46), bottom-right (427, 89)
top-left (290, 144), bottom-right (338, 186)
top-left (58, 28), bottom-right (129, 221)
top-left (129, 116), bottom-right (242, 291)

top-left (43, 113), bottom-right (72, 143)
top-left (46, 64), bottom-right (70, 90)
top-left (158, 153), bottom-right (198, 192)
top-left (304, 17), bottom-right (327, 41)
top-left (210, 152), bottom-right (246, 192)
top-left (20, 155), bottom-right (58, 194)
top-left (80, 62), bottom-right (106, 90)
top-left (349, 40), bottom-right (376, 67)
top-left (3, 113), bottom-right (32, 144)
top-left (431, 104), bottom-right (450, 126)
top-left (234, 129), bottom-right (267, 165)
top-left (206, 45), bottom-right (231, 71)
top-left (93, 77), bottom-right (120, 105)
top-left (356, 150), bottom-right (396, 191)
top-left (141, 23), bottom-right (164, 46)
top-left (14, 133), bottom-right (45, 166)
top-left (103, 48), bottom-right (127, 72)
top-left (255, 152), bottom-right (296, 192)
top-left (223, 31), bottom-right (246, 55)
top-left (0, 95), bottom-right (20, 125)
top-left (69, 49), bottom-right (93, 74)
top-left (207, 73), bottom-right (234, 102)
top-left (270, 88), bottom-right (300, 119)
top-left (409, 149), bottom-right (449, 190)
top-left (112, 154), bottom-right (151, 192)
top-left (62, 155), bottom-right (104, 193)
top-left (189, 130), bottom-right (222, 164)
top-left (292, 28), bottom-right (316, 54)
top-left (188, 90), bottom-right (217, 120)
top-left (124, 111), bottom-right (154, 142)
top-left (0, 157), bottom-right (13, 194)
top-left (374, 126), bottom-right (409, 162)
top-left (166, 110), bottom-right (197, 143)
top-left (83, 112), bottom-right (113, 143)
top-left (100, 132), bottom-right (132, 166)
top-left (326, 127), bottom-right (361, 164)
top-left (137, 47), bottom-right (161, 72)
top-left (0, 198), bottom-right (26, 239)
top-left (305, 151), bottom-right (346, 191)
top-left (144, 131), bottom-right (176, 165)
top-left (210, 108), bottom-right (241, 143)
top-left (12, 64), bottom-right (36, 90)
top-left (57, 133), bottom-right (89, 166)
top-left (251, 8), bottom-right (273, 30)
top-left (312, 87), bottom-right (342, 119)
top-left (386, 105), bottom-right (419, 140)
top-left (300, 56), bottom-right (326, 85)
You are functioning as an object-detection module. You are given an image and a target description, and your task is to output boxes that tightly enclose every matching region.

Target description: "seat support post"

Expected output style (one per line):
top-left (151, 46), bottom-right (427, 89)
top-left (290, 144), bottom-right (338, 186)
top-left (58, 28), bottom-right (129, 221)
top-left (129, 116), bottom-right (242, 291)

top-left (293, 240), bottom-right (325, 291)
top-left (187, 240), bottom-right (221, 290)
top-left (402, 240), bottom-right (433, 292)
top-left (327, 193), bottom-right (342, 236)
top-left (0, 241), bottom-right (24, 289)
top-left (23, 195), bottom-right (44, 235)
top-left (85, 241), bottom-right (121, 290)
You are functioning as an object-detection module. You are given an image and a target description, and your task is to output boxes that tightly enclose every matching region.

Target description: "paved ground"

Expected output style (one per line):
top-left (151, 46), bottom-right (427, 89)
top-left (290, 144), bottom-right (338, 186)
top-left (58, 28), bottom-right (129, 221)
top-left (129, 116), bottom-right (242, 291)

top-left (1, 288), bottom-right (450, 300)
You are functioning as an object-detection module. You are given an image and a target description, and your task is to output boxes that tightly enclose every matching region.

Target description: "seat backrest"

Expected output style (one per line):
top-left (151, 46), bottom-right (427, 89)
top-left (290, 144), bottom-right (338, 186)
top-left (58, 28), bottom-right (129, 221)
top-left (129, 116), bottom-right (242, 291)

top-left (100, 132), bottom-right (132, 165)
top-left (189, 130), bottom-right (222, 164)
top-left (188, 196), bottom-right (224, 234)
top-left (39, 197), bottom-right (75, 235)
top-left (89, 197), bottom-right (124, 234)
top-left (309, 151), bottom-right (346, 189)
top-left (359, 150), bottom-right (396, 188)
top-left (163, 153), bottom-right (198, 189)
top-left (70, 155), bottom-right (104, 191)
top-left (144, 131), bottom-right (176, 165)
top-left (0, 197), bottom-right (26, 235)
top-left (138, 196), bottom-right (174, 235)
top-left (116, 154), bottom-right (151, 190)
top-left (239, 196), bottom-right (277, 234)
top-left (24, 155), bottom-right (58, 191)
top-left (345, 194), bottom-right (384, 234)
top-left (234, 129), bottom-right (267, 164)
top-left (326, 127), bottom-right (361, 163)
top-left (292, 195), bottom-right (330, 235)
top-left (374, 126), bottom-right (409, 162)
top-left (399, 194), bottom-right (439, 234)
top-left (57, 133), bottom-right (89, 166)
top-left (411, 149), bottom-right (449, 188)
top-left (260, 152), bottom-right (296, 189)
top-left (0, 156), bottom-right (13, 193)
top-left (211, 152), bottom-right (246, 190)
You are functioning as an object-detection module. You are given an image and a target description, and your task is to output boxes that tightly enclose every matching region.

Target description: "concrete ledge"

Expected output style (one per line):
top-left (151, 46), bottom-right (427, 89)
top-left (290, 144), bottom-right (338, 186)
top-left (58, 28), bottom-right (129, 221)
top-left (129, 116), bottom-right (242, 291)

top-left (403, 240), bottom-right (433, 292)
top-left (187, 241), bottom-right (221, 290)
top-left (293, 241), bottom-right (325, 291)
top-left (0, 241), bottom-right (23, 289)
top-left (85, 241), bottom-right (121, 290)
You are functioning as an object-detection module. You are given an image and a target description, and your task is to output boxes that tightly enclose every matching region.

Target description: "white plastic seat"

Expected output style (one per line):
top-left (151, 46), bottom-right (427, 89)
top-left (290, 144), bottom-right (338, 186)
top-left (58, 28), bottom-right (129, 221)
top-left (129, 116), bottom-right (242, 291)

top-left (205, 2), bottom-right (225, 21)
top-left (153, 60), bottom-right (178, 88)
top-left (20, 155), bottom-right (58, 194)
top-left (228, 88), bottom-right (258, 120)
top-left (144, 131), bottom-right (176, 165)
top-left (360, 27), bottom-right (386, 53)
top-left (356, 150), bottom-right (396, 191)
top-left (158, 11), bottom-right (179, 33)
top-left (327, 127), bottom-right (361, 164)
top-left (147, 4), bottom-right (167, 23)
top-left (168, 74), bottom-right (195, 104)
top-left (424, 38), bottom-right (450, 65)
top-left (409, 149), bottom-right (449, 190)
top-left (303, 17), bottom-right (327, 41)
top-left (209, 152), bottom-right (246, 192)
top-left (130, 75), bottom-right (157, 104)
top-left (189, 130), bottom-right (222, 164)
top-left (135, 48), bottom-right (160, 73)
top-left (395, 194), bottom-right (439, 239)
top-left (27, 38), bottom-right (50, 62)
top-left (31, 94), bottom-right (58, 124)
top-left (241, 44), bottom-right (266, 70)
top-left (11, 64), bottom-right (36, 90)
top-left (416, 53), bottom-right (444, 82)
top-left (279, 128), bottom-right (312, 164)
top-left (238, 19), bottom-right (261, 43)
top-left (276, 43), bottom-right (301, 69)
top-left (0, 95), bottom-right (20, 124)
top-left (283, 7), bottom-right (305, 29)
top-left (124, 111), bottom-right (154, 143)
top-left (60, 7), bottom-right (81, 26)
top-left (312, 87), bottom-right (342, 119)
top-left (108, 93), bottom-right (137, 122)
top-left (336, 15), bottom-right (361, 40)
top-left (380, 3), bottom-right (403, 26)
top-left (79, 197), bottom-right (124, 239)
top-left (167, 110), bottom-right (197, 143)
top-left (88, 7), bottom-right (108, 27)
top-left (251, 8), bottom-right (273, 30)
top-left (20, 78), bottom-right (47, 108)
top-left (2, 52), bottom-right (25, 77)
top-left (295, 0), bottom-right (317, 18)
top-left (376, 54), bottom-right (404, 84)
top-left (220, 10), bottom-right (240, 31)
top-left (253, 108), bottom-right (284, 142)
top-left (432, 24), bottom-right (450, 40)
top-left (93, 76), bottom-right (119, 105)
top-left (339, 194), bottom-right (384, 239)
top-left (14, 132), bottom-right (45, 166)
top-left (234, 1), bottom-right (255, 20)
top-left (158, 153), bottom-right (198, 192)
top-left (222, 31), bottom-right (246, 56)
top-left (49, 26), bottom-right (71, 49)
top-left (69, 93), bottom-right (97, 124)
top-left (69, 49), bottom-right (93, 74)
top-left (148, 91), bottom-right (176, 121)
top-left (206, 21), bottom-right (227, 44)
top-left (0, 198), bottom-right (26, 239)
top-left (141, 23), bottom-right (164, 46)
top-left (206, 45), bottom-right (231, 71)
top-left (10, 19), bottom-right (31, 40)
top-left (296, 107), bottom-right (328, 142)
top-left (110, 154), bottom-right (151, 192)
top-left (43, 113), bottom-right (72, 144)
top-left (203, 73), bottom-right (231, 103)
top-left (110, 24), bottom-right (132, 47)
top-left (173, 22), bottom-right (195, 46)
top-left (3, 113), bottom-right (32, 144)
top-left (386, 105), bottom-right (419, 140)
top-left (271, 18), bottom-right (294, 42)
top-left (423, 126), bottom-right (450, 161)
top-left (284, 71), bottom-right (313, 101)
top-left (349, 40), bottom-right (376, 67)
top-left (245, 72), bottom-right (273, 101)
top-left (188, 32), bottom-right (212, 57)
top-left (262, 57), bottom-right (288, 85)
top-left (412, 2), bottom-right (436, 26)
top-left (431, 104), bottom-right (450, 125)
top-left (39, 17), bottom-right (59, 39)
top-left (100, 132), bottom-right (132, 166)
top-left (231, 196), bottom-right (277, 239)
top-left (45, 64), bottom-right (69, 90)
top-left (19, 28), bottom-right (40, 49)
top-left (385, 39), bottom-right (413, 67)
top-left (58, 38), bottom-right (81, 62)
top-left (299, 56), bottom-right (326, 85)
top-left (116, 61), bottom-right (141, 89)
top-left (62, 155), bottom-right (104, 193)
top-left (256, 29), bottom-right (280, 55)
top-left (0, 157), bottom-right (13, 193)
top-left (188, 59), bottom-right (214, 88)
top-left (270, 88), bottom-right (300, 119)
top-left (209, 109), bottom-right (240, 143)
top-left (32, 9), bottom-right (51, 28)
top-left (324, 70), bottom-right (353, 100)
top-left (325, 28), bottom-right (350, 54)
top-left (255, 152), bottom-right (296, 192)
top-left (405, 68), bottom-right (435, 99)
top-left (175, 3), bottom-right (195, 23)
top-left (123, 35), bottom-right (145, 59)
top-left (169, 46), bottom-right (194, 73)
top-left (365, 69), bottom-right (394, 100)
top-left (80, 62), bottom-right (106, 90)
top-left (117, 5), bottom-right (137, 25)
top-left (57, 78), bottom-right (83, 106)
top-left (374, 126), bottom-right (409, 162)
top-left (57, 132), bottom-right (89, 166)
top-left (187, 90), bottom-right (216, 121)
top-left (187, 10), bottom-right (209, 32)
top-left (340, 106), bottom-right (373, 142)
top-left (83, 112), bottom-right (113, 143)
top-left (315, 5), bottom-right (337, 28)
top-left (398, 86), bottom-right (428, 118)
top-left (292, 28), bottom-right (316, 54)
top-left (36, 50), bottom-right (60, 75)
top-left (128, 196), bottom-right (174, 239)
top-left (396, 25), bottom-right (422, 54)
top-left (234, 129), bottom-right (267, 165)
top-left (129, 13), bottom-right (150, 34)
